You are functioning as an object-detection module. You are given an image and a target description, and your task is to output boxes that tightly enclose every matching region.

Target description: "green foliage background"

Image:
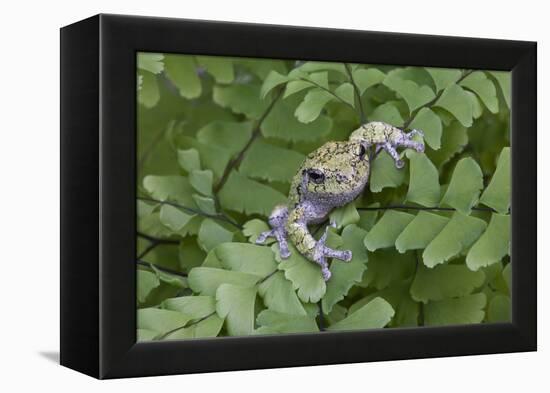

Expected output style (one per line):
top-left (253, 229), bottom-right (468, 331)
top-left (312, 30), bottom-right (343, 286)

top-left (136, 53), bottom-right (511, 341)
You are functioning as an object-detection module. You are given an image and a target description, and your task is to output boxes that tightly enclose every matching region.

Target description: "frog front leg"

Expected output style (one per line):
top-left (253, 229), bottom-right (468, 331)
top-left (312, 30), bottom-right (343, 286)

top-left (256, 204), bottom-right (291, 258)
top-left (287, 204), bottom-right (352, 281)
top-left (396, 129), bottom-right (425, 153)
top-left (381, 129), bottom-right (425, 168)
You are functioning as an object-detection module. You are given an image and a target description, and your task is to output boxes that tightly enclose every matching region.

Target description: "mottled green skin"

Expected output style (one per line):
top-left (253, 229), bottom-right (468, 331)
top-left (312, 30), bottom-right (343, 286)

top-left (288, 141), bottom-right (370, 206)
top-left (350, 121), bottom-right (424, 168)
top-left (350, 121), bottom-right (404, 146)
top-left (286, 141), bottom-right (370, 261)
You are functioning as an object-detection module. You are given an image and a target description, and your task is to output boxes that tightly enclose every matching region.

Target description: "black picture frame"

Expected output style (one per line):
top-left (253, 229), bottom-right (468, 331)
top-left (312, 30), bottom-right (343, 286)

top-left (60, 14), bottom-right (537, 379)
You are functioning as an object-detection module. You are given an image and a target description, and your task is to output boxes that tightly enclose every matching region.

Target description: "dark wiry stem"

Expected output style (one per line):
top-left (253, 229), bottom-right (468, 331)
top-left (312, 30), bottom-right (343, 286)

top-left (137, 232), bottom-right (179, 244)
top-left (256, 269), bottom-right (279, 285)
top-left (402, 69), bottom-right (474, 129)
top-left (344, 63), bottom-right (366, 124)
top-left (137, 230), bottom-right (179, 262)
top-left (213, 89), bottom-right (283, 195)
top-left (137, 259), bottom-right (188, 278)
top-left (317, 301), bottom-right (326, 332)
top-left (357, 204), bottom-right (496, 213)
top-left (138, 124), bottom-right (171, 168)
top-left (137, 231), bottom-right (178, 260)
top-left (138, 196), bottom-right (241, 229)
top-left (153, 267), bottom-right (283, 340)
top-left (372, 70), bottom-right (476, 172)
top-left (155, 311), bottom-right (216, 340)
top-left (413, 251), bottom-right (425, 326)
top-left (137, 241), bottom-right (162, 259)
top-left (298, 77), bottom-right (354, 110)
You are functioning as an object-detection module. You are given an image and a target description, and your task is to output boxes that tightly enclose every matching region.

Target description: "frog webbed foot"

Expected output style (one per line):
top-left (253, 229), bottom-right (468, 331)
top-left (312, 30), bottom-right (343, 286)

top-left (311, 224), bottom-right (352, 280)
top-left (318, 256), bottom-right (331, 281)
top-left (256, 229), bottom-right (290, 259)
top-left (315, 243), bottom-right (352, 263)
top-left (381, 128), bottom-right (425, 168)
top-left (404, 129), bottom-right (425, 153)
top-left (256, 205), bottom-right (291, 259)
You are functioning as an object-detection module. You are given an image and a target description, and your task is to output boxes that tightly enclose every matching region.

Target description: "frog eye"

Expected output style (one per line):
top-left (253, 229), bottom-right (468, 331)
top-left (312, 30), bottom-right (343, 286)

top-left (307, 169), bottom-right (325, 184)
top-left (358, 144), bottom-right (367, 159)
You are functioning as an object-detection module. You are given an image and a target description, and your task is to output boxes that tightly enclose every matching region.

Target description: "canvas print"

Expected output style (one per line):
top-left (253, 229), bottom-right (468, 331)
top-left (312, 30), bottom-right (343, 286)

top-left (136, 53), bottom-right (511, 341)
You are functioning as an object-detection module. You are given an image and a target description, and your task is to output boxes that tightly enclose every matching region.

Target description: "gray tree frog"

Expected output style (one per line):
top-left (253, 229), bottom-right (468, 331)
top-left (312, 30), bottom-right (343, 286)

top-left (256, 121), bottom-right (424, 281)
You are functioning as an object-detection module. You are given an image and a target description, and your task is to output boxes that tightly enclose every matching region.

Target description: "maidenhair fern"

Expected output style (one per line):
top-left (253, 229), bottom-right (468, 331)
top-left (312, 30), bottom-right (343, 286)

top-left (136, 53), bottom-right (511, 340)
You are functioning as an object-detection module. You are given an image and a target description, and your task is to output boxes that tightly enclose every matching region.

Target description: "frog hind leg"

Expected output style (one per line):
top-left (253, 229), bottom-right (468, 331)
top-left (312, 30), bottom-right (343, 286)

top-left (315, 224), bottom-right (353, 281)
top-left (256, 205), bottom-right (291, 259)
top-left (381, 142), bottom-right (405, 168)
top-left (288, 207), bottom-right (352, 281)
top-left (408, 129), bottom-right (424, 139)
top-left (394, 129), bottom-right (425, 152)
top-left (382, 128), bottom-right (426, 167)
top-left (401, 129), bottom-right (425, 152)
top-left (400, 138), bottom-right (425, 153)
top-left (318, 256), bottom-right (331, 281)
top-left (316, 223), bottom-right (352, 261)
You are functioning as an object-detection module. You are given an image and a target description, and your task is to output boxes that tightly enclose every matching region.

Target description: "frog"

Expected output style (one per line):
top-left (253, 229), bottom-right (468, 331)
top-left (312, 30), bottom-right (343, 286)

top-left (256, 121), bottom-right (425, 281)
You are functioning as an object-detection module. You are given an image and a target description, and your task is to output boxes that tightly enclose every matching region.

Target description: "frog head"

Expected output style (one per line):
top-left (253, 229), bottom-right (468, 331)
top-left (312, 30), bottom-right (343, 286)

top-left (300, 141), bottom-right (370, 206)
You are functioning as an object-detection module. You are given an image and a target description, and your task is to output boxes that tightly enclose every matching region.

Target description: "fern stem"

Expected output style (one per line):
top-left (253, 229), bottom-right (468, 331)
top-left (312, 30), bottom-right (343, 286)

top-left (138, 196), bottom-right (241, 229)
top-left (403, 69), bottom-right (474, 129)
top-left (257, 269), bottom-right (279, 285)
top-left (413, 251), bottom-right (425, 326)
top-left (357, 204), bottom-right (497, 213)
top-left (298, 77), bottom-right (355, 111)
top-left (317, 301), bottom-right (326, 332)
top-left (137, 232), bottom-right (179, 244)
top-left (344, 63), bottom-right (366, 124)
top-left (154, 311), bottom-right (216, 340)
top-left (213, 88), bottom-right (283, 195)
top-left (137, 240), bottom-right (162, 259)
top-left (137, 259), bottom-right (188, 278)
top-left (138, 122), bottom-right (172, 169)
